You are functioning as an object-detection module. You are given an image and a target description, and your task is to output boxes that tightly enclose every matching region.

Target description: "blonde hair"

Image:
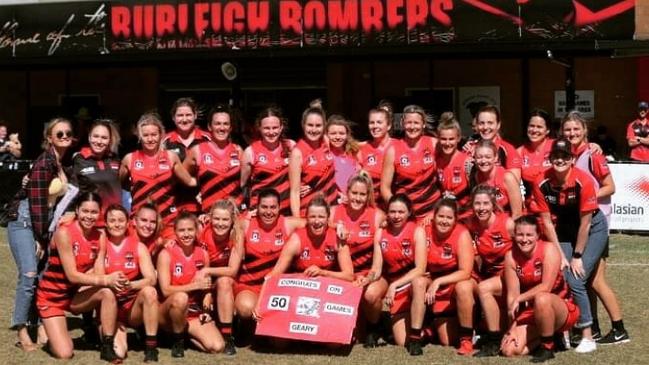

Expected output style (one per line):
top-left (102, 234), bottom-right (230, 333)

top-left (209, 199), bottom-right (243, 247)
top-left (42, 117), bottom-right (72, 150)
top-left (437, 112), bottom-right (462, 137)
top-left (89, 119), bottom-right (121, 155)
top-left (136, 112), bottom-right (165, 150)
top-left (326, 114), bottom-right (360, 155)
top-left (301, 99), bottom-right (326, 128)
top-left (346, 170), bottom-right (375, 208)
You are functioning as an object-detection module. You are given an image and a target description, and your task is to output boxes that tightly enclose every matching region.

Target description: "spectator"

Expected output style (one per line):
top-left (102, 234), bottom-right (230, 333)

top-left (0, 123), bottom-right (22, 161)
top-left (595, 125), bottom-right (617, 159)
top-left (626, 101), bottom-right (649, 162)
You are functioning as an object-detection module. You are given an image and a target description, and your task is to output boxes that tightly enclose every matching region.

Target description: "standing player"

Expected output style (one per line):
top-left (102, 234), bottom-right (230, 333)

top-left (500, 216), bottom-right (579, 363)
top-left (100, 204), bottom-right (159, 362)
top-left (435, 112), bottom-right (472, 213)
top-left (185, 105), bottom-right (243, 212)
top-left (517, 109), bottom-right (553, 210)
top-left (163, 97), bottom-right (212, 214)
top-left (409, 199), bottom-right (474, 356)
top-left (381, 105), bottom-right (440, 221)
top-left (326, 115), bottom-right (361, 194)
top-left (359, 106), bottom-right (396, 206)
top-left (240, 106), bottom-right (295, 215)
top-left (289, 101), bottom-right (338, 217)
top-left (120, 113), bottom-right (197, 236)
top-left (626, 101), bottom-right (649, 162)
top-left (330, 172), bottom-right (385, 347)
top-left (157, 212), bottom-right (224, 357)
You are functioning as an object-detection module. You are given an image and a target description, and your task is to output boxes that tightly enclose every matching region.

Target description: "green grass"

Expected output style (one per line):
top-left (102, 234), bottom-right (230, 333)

top-left (1, 231), bottom-right (647, 364)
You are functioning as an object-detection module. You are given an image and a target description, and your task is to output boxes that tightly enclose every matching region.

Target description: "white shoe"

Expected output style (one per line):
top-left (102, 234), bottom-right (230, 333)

top-left (575, 338), bottom-right (597, 353)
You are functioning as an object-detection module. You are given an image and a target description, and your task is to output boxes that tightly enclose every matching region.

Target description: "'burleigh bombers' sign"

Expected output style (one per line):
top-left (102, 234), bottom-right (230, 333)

top-left (255, 274), bottom-right (362, 344)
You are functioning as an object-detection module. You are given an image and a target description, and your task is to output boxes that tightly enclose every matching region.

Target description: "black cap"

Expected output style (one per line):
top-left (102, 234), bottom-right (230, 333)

top-left (638, 101), bottom-right (649, 110)
top-left (550, 138), bottom-right (572, 159)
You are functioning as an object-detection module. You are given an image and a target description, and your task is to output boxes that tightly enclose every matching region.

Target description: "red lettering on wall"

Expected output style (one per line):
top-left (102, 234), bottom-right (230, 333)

top-left (361, 0), bottom-right (384, 32)
top-left (111, 6), bottom-right (131, 38)
top-left (386, 0), bottom-right (404, 29)
top-left (211, 3), bottom-right (222, 33)
top-left (328, 0), bottom-right (358, 31)
top-left (304, 0), bottom-right (327, 31)
top-left (280, 0), bottom-right (302, 33)
top-left (431, 0), bottom-right (453, 26)
top-left (406, 0), bottom-right (427, 30)
top-left (248, 1), bottom-right (270, 32)
top-left (224, 1), bottom-right (246, 33)
top-left (143, 5), bottom-right (155, 38)
top-left (194, 3), bottom-right (210, 38)
top-left (178, 3), bottom-right (189, 34)
top-left (155, 5), bottom-right (175, 37)
top-left (133, 5), bottom-right (143, 38)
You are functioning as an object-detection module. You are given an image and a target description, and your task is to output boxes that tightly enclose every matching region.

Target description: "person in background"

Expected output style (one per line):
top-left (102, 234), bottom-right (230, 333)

top-left (626, 101), bottom-right (649, 162)
top-left (0, 122), bottom-right (22, 161)
top-left (8, 117), bottom-right (73, 351)
top-left (594, 125), bottom-right (617, 159)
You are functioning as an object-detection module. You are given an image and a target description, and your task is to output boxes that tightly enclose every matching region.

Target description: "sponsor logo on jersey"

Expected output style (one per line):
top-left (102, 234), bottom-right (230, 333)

top-left (399, 155), bottom-right (410, 167)
top-left (325, 245), bottom-right (336, 262)
top-left (401, 239), bottom-right (412, 257)
top-left (423, 150), bottom-right (434, 164)
top-left (125, 251), bottom-right (136, 269)
top-left (134, 160), bottom-right (144, 170)
top-left (367, 154), bottom-right (377, 166)
top-left (442, 243), bottom-right (453, 259)
top-left (80, 166), bottom-right (95, 175)
top-left (203, 153), bottom-right (214, 164)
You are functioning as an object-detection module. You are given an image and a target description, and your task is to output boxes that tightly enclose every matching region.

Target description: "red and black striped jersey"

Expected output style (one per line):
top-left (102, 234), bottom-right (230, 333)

top-left (332, 206), bottom-right (377, 275)
top-left (195, 141), bottom-right (242, 212)
top-left (296, 139), bottom-right (338, 215)
top-left (129, 150), bottom-right (177, 226)
top-left (198, 223), bottom-right (232, 268)
top-left (248, 139), bottom-right (293, 215)
top-left (238, 216), bottom-right (288, 287)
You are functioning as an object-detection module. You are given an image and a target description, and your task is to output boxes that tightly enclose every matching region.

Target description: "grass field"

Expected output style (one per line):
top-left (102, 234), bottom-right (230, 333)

top-left (1, 230), bottom-right (647, 365)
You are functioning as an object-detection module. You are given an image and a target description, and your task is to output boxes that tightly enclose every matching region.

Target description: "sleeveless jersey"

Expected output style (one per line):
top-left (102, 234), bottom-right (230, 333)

top-left (471, 166), bottom-right (511, 212)
top-left (163, 128), bottom-right (211, 214)
top-left (293, 227), bottom-right (338, 272)
top-left (248, 140), bottom-right (293, 215)
top-left (574, 144), bottom-right (612, 220)
top-left (512, 240), bottom-right (568, 298)
top-left (239, 216), bottom-right (288, 287)
top-left (38, 222), bottom-right (101, 302)
top-left (493, 135), bottom-right (522, 172)
top-left (165, 243), bottom-right (208, 306)
top-left (129, 150), bottom-right (177, 226)
top-left (519, 138), bottom-right (553, 201)
top-left (426, 223), bottom-right (467, 277)
top-left (358, 138), bottom-right (395, 203)
top-left (198, 224), bottom-right (232, 268)
top-left (436, 150), bottom-right (472, 207)
top-left (392, 137), bottom-right (440, 218)
top-left (296, 139), bottom-right (338, 214)
top-left (379, 221), bottom-right (417, 283)
top-left (333, 206), bottom-right (377, 275)
top-left (532, 167), bottom-right (599, 242)
top-left (465, 212), bottom-right (512, 277)
top-left (104, 235), bottom-right (141, 303)
top-left (196, 141), bottom-right (242, 212)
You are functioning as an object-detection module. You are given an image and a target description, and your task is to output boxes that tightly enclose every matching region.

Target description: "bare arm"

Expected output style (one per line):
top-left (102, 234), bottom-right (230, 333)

top-left (240, 146), bottom-right (253, 189)
top-left (289, 148), bottom-right (303, 217)
top-left (380, 146), bottom-right (395, 204)
top-left (57, 229), bottom-right (120, 287)
top-left (319, 244), bottom-right (354, 282)
top-left (389, 226), bottom-right (427, 289)
top-left (430, 230), bottom-right (474, 288)
top-left (266, 232), bottom-right (300, 278)
top-left (119, 153), bottom-right (132, 185)
top-left (170, 151), bottom-right (197, 187)
top-left (597, 174), bottom-right (615, 200)
top-left (504, 171), bottom-right (523, 219)
top-left (128, 243), bottom-right (157, 290)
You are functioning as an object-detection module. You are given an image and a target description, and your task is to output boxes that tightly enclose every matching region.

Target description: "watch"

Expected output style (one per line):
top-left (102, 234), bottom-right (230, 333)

top-left (572, 251), bottom-right (583, 259)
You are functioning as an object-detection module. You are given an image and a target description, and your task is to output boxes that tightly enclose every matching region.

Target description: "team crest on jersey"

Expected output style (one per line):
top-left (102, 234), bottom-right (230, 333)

top-left (452, 166), bottom-right (462, 184)
top-left (545, 195), bottom-right (557, 204)
top-left (250, 230), bottom-right (260, 243)
top-left (72, 242), bottom-right (80, 256)
top-left (325, 246), bottom-right (336, 261)
top-left (274, 231), bottom-right (284, 246)
top-left (515, 265), bottom-right (523, 276)
top-left (399, 155), bottom-right (410, 167)
top-left (174, 263), bottom-right (183, 276)
top-left (203, 153), bottom-right (214, 164)
top-left (534, 259), bottom-right (543, 277)
top-left (442, 244), bottom-right (453, 259)
top-left (380, 239), bottom-right (388, 251)
top-left (125, 252), bottom-right (136, 269)
top-left (134, 160), bottom-right (144, 170)
top-left (359, 221), bottom-right (371, 238)
top-left (258, 154), bottom-right (268, 164)
top-left (495, 188), bottom-right (504, 200)
top-left (367, 154), bottom-right (377, 166)
top-left (401, 239), bottom-right (412, 257)
top-left (230, 152), bottom-right (240, 167)
top-left (325, 152), bottom-right (334, 161)
top-left (300, 247), bottom-right (310, 260)
top-left (423, 150), bottom-right (433, 164)
top-left (492, 233), bottom-right (504, 248)
top-left (307, 155), bottom-right (317, 166)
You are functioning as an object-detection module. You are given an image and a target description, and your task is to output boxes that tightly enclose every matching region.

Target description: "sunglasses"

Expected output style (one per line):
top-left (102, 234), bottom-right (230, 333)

top-left (55, 130), bottom-right (73, 139)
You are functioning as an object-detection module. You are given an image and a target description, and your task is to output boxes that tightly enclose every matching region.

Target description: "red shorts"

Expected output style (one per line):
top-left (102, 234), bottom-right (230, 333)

top-left (516, 298), bottom-right (580, 332)
top-left (431, 283), bottom-right (455, 316)
top-left (36, 293), bottom-right (71, 319)
top-left (234, 282), bottom-right (261, 296)
top-left (117, 296), bottom-right (137, 324)
top-left (390, 285), bottom-right (411, 315)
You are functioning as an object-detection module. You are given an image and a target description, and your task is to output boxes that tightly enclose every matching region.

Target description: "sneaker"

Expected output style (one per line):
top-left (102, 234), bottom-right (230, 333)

top-left (99, 341), bottom-right (121, 363)
top-left (144, 348), bottom-right (158, 362)
top-left (570, 329), bottom-right (601, 347)
top-left (363, 331), bottom-right (380, 348)
top-left (171, 340), bottom-right (185, 358)
top-left (457, 338), bottom-right (474, 356)
top-left (475, 340), bottom-right (500, 357)
top-left (224, 336), bottom-right (237, 355)
top-left (574, 338), bottom-right (597, 353)
top-left (407, 340), bottom-right (423, 356)
top-left (597, 329), bottom-right (630, 345)
top-left (530, 347), bottom-right (555, 363)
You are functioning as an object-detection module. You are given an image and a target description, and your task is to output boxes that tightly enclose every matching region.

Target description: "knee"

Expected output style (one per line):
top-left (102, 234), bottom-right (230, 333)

top-left (19, 271), bottom-right (37, 287)
top-left (455, 280), bottom-right (474, 300)
top-left (170, 293), bottom-right (189, 310)
top-left (52, 345), bottom-right (74, 360)
top-left (207, 339), bottom-right (225, 353)
top-left (533, 292), bottom-right (552, 310)
top-left (412, 276), bottom-right (428, 293)
top-left (363, 287), bottom-right (382, 305)
top-left (98, 288), bottom-right (117, 304)
top-left (141, 286), bottom-right (158, 305)
top-left (217, 277), bottom-right (233, 294)
top-left (235, 299), bottom-right (254, 318)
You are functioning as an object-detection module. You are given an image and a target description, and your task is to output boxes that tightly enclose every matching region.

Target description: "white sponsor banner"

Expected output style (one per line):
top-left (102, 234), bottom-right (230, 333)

top-left (609, 163), bottom-right (649, 231)
top-left (554, 90), bottom-right (595, 118)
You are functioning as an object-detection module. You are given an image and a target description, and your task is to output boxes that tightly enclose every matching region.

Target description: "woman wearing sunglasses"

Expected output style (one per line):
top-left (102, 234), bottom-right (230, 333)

top-left (8, 117), bottom-right (75, 351)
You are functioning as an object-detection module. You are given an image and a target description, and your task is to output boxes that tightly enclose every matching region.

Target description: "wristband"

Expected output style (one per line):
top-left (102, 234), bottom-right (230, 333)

top-left (572, 251), bottom-right (583, 259)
